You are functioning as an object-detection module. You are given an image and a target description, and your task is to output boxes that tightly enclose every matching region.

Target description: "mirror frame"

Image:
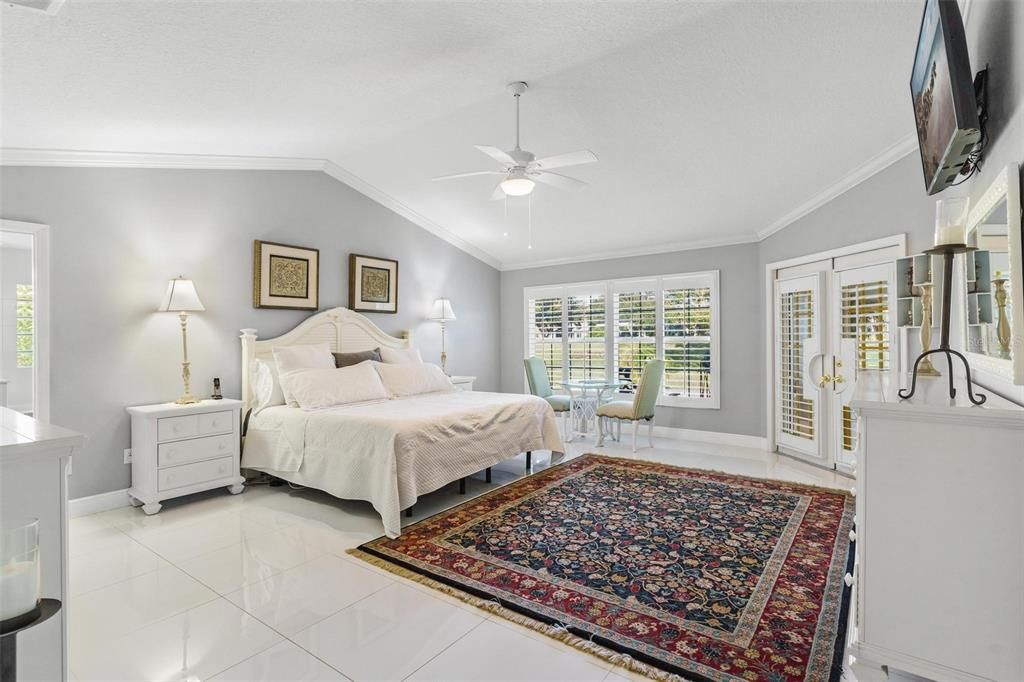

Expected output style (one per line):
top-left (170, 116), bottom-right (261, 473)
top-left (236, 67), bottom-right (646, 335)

top-left (962, 163), bottom-right (1023, 385)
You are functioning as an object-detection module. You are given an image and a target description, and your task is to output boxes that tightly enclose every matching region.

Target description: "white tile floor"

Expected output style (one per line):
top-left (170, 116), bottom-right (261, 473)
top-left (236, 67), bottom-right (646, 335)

top-left (68, 437), bottom-right (849, 682)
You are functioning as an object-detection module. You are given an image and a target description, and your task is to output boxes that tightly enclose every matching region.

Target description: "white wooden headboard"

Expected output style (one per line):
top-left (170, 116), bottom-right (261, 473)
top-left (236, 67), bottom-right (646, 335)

top-left (240, 307), bottom-right (412, 415)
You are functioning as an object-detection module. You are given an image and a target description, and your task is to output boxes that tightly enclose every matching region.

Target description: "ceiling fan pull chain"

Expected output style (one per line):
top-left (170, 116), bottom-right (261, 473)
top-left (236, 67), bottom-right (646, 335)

top-left (514, 91), bottom-right (521, 150)
top-left (503, 195), bottom-right (509, 237)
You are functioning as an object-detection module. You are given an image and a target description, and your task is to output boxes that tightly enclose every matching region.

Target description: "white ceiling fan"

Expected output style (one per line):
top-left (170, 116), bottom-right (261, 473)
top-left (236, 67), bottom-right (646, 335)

top-left (432, 81), bottom-right (598, 199)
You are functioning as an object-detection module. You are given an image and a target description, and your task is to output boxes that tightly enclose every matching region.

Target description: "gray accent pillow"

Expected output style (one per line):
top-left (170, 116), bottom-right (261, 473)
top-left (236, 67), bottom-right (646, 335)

top-left (333, 348), bottom-right (382, 368)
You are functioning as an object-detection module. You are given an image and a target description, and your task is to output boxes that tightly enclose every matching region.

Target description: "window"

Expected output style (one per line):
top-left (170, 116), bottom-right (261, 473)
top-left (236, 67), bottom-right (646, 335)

top-left (16, 284), bottom-right (33, 368)
top-left (524, 271), bottom-right (719, 408)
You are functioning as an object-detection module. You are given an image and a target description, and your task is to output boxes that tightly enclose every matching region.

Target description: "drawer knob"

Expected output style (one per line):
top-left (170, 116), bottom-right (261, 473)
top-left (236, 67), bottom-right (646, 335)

top-left (211, 420), bottom-right (220, 428)
top-left (218, 464), bottom-right (227, 474)
top-left (218, 442), bottom-right (227, 451)
top-left (166, 451), bottom-right (175, 459)
top-left (844, 573), bottom-right (855, 587)
top-left (166, 474), bottom-right (174, 484)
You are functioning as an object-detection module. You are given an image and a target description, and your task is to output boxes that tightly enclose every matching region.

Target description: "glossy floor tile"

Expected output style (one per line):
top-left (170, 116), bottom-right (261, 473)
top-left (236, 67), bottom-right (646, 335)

top-left (293, 583), bottom-right (484, 681)
top-left (211, 640), bottom-right (349, 681)
top-left (69, 437), bottom-right (846, 681)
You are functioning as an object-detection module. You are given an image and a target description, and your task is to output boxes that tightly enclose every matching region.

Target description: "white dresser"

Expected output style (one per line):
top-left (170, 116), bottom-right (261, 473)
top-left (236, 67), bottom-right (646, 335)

top-left (849, 374), bottom-right (1024, 681)
top-left (127, 399), bottom-right (244, 514)
top-left (450, 375), bottom-right (475, 391)
top-left (1, 407), bottom-right (84, 682)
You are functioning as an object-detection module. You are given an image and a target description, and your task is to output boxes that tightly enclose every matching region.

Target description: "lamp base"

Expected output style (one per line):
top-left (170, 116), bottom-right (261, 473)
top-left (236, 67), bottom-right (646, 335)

top-left (175, 394), bottom-right (200, 405)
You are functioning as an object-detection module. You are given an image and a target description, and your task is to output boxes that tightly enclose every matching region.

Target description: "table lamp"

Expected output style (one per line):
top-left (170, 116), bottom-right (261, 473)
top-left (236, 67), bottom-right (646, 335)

top-left (429, 298), bottom-right (456, 375)
top-left (158, 277), bottom-right (205, 404)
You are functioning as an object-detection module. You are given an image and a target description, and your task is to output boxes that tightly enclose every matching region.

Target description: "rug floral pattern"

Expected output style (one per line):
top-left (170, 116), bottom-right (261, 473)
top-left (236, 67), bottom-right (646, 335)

top-left (355, 455), bottom-right (854, 682)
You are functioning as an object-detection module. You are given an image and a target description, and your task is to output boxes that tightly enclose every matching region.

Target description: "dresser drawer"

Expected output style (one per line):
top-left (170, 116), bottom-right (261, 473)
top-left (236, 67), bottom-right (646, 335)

top-left (158, 456), bottom-right (235, 491)
top-left (158, 434), bottom-right (235, 468)
top-left (198, 411), bottom-right (232, 436)
top-left (157, 415), bottom-right (198, 441)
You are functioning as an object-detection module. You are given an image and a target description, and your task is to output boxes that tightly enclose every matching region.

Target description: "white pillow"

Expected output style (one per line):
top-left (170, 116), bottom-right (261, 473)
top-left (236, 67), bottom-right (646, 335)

top-left (374, 362), bottom-right (453, 398)
top-left (251, 358), bottom-right (285, 413)
top-left (380, 346), bottom-right (423, 364)
top-left (272, 343), bottom-right (335, 406)
top-left (281, 363), bottom-right (388, 410)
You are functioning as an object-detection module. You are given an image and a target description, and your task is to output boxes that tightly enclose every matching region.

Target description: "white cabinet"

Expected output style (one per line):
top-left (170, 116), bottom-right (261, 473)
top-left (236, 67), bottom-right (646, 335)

top-left (127, 399), bottom-right (244, 515)
top-left (0, 406), bottom-right (84, 682)
top-left (450, 375), bottom-right (475, 392)
top-left (850, 374), bottom-right (1024, 681)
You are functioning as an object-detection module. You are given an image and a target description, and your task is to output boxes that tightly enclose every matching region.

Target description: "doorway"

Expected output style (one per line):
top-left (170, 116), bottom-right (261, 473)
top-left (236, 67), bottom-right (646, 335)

top-left (767, 237), bottom-right (904, 472)
top-left (0, 220), bottom-right (50, 422)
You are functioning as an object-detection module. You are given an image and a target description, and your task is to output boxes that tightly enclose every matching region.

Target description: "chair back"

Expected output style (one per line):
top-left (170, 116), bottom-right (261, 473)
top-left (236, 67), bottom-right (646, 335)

top-left (631, 359), bottom-right (666, 419)
top-left (524, 357), bottom-right (553, 398)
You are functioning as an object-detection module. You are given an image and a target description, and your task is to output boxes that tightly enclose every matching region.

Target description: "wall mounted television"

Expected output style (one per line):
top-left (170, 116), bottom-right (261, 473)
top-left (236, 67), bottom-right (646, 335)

top-left (910, 0), bottom-right (979, 195)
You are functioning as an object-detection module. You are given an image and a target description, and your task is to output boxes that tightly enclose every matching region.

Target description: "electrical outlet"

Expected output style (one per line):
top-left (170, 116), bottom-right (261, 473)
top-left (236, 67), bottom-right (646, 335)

top-left (123, 448), bottom-right (132, 464)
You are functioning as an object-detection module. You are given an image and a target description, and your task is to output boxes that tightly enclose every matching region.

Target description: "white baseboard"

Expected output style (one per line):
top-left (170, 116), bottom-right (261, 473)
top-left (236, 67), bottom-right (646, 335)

top-left (652, 426), bottom-right (768, 451)
top-left (69, 488), bottom-right (131, 518)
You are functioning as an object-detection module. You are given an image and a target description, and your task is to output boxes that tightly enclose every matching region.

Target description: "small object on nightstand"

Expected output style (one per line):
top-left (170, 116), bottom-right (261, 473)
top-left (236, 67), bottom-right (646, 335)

top-left (449, 375), bottom-right (476, 392)
top-left (211, 377), bottom-right (223, 400)
top-left (126, 399), bottom-right (244, 515)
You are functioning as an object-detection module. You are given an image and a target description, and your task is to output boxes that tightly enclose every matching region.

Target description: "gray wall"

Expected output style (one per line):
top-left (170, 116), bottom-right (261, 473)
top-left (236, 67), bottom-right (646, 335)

top-left (0, 167), bottom-right (501, 498)
top-left (500, 243), bottom-right (763, 436)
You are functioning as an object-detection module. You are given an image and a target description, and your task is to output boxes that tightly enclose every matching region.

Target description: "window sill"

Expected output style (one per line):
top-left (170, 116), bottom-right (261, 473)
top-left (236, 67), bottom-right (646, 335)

top-left (657, 396), bottom-right (719, 409)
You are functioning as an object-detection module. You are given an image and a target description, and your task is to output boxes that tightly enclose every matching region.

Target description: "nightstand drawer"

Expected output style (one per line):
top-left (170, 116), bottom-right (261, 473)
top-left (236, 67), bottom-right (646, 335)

top-left (158, 434), bottom-right (235, 468)
top-left (198, 411), bottom-right (232, 436)
top-left (158, 456), bottom-right (234, 491)
top-left (157, 415), bottom-right (198, 441)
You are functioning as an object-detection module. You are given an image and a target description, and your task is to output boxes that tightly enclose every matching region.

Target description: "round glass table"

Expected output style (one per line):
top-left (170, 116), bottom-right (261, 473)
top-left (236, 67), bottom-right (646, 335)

top-left (559, 379), bottom-right (626, 441)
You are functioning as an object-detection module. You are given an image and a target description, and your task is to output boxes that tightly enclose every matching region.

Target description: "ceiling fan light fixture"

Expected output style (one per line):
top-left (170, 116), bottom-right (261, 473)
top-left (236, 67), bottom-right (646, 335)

top-left (500, 175), bottom-right (535, 196)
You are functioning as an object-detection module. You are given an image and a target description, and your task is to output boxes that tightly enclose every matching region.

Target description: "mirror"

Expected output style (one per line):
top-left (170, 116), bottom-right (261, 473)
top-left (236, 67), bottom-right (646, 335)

top-left (964, 164), bottom-right (1023, 384)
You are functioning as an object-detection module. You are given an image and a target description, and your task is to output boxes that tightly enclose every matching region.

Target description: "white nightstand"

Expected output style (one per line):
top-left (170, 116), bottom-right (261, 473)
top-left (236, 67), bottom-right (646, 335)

top-left (126, 399), bottom-right (244, 514)
top-left (450, 375), bottom-right (476, 391)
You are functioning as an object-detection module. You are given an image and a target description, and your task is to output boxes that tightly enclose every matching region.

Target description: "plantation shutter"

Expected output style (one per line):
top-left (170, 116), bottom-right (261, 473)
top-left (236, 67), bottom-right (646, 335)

top-left (612, 279), bottom-right (657, 392)
top-left (566, 285), bottom-right (606, 381)
top-left (526, 291), bottom-right (564, 386)
top-left (662, 274), bottom-right (714, 400)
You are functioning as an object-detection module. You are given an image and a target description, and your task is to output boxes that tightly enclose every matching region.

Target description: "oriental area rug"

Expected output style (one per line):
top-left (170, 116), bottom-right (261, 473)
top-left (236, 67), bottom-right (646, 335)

top-left (349, 454), bottom-right (855, 682)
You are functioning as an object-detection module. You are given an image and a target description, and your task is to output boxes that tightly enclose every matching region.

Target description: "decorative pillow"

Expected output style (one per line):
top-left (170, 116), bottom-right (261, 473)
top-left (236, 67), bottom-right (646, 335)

top-left (380, 346), bottom-right (423, 364)
top-left (333, 348), bottom-right (382, 368)
top-left (272, 343), bottom-right (335, 406)
top-left (373, 362), bottom-right (453, 398)
top-left (280, 363), bottom-right (388, 411)
top-left (251, 358), bottom-right (285, 413)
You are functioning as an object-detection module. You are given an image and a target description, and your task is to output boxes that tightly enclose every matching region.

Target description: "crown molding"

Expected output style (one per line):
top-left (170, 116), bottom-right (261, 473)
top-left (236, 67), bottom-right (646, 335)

top-left (500, 233), bottom-right (759, 271)
top-left (0, 147), bottom-right (501, 269)
top-left (756, 134), bottom-right (918, 241)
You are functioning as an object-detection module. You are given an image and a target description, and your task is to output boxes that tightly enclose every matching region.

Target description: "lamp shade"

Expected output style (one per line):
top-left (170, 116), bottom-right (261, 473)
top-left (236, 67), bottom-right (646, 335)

top-left (429, 298), bottom-right (456, 322)
top-left (500, 175), bottom-right (535, 197)
top-left (158, 277), bottom-right (205, 312)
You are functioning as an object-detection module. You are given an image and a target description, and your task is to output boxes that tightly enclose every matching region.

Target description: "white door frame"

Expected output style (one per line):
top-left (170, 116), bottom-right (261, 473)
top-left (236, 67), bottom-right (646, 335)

top-left (0, 219), bottom-right (51, 422)
top-left (764, 234), bottom-right (906, 454)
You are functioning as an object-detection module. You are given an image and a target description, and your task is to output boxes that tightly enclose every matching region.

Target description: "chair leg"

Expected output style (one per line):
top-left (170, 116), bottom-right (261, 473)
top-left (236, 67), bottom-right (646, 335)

top-left (648, 419), bottom-right (655, 448)
top-left (563, 411), bottom-right (571, 443)
top-left (597, 416), bottom-right (605, 446)
top-left (616, 420), bottom-right (622, 442)
top-left (631, 420), bottom-right (639, 453)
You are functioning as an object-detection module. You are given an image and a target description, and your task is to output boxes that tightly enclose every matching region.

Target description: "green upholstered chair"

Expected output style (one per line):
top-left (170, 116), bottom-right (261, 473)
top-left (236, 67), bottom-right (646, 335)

top-left (597, 359), bottom-right (665, 452)
top-left (524, 357), bottom-right (571, 441)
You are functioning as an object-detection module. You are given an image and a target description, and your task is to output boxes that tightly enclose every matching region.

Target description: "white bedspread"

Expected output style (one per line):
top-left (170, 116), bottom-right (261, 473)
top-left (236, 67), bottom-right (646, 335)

top-left (242, 391), bottom-right (564, 537)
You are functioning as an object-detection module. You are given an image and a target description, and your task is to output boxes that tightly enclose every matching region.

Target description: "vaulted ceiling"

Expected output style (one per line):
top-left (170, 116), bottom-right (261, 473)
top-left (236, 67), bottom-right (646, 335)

top-left (1, 1), bottom-right (926, 268)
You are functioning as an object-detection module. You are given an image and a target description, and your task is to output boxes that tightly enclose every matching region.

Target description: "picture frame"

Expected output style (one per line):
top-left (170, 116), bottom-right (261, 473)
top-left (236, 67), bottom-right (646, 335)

top-left (253, 240), bottom-right (320, 310)
top-left (349, 253), bottom-right (399, 314)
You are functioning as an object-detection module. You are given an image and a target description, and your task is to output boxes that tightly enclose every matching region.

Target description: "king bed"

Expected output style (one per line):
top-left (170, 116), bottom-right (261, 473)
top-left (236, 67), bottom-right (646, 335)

top-left (240, 307), bottom-right (564, 537)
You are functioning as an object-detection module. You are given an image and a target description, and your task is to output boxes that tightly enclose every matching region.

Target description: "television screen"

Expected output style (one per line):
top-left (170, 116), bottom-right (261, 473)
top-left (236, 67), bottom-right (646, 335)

top-left (910, 0), bottom-right (979, 195)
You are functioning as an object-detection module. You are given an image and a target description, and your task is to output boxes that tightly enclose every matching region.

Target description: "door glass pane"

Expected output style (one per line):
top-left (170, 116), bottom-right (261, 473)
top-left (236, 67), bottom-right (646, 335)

top-left (840, 279), bottom-right (890, 453)
top-left (778, 289), bottom-right (815, 441)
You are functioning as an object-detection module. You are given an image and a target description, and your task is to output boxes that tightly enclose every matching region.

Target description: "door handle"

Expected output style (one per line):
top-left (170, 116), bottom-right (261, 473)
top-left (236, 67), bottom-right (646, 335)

top-left (817, 375), bottom-right (833, 388)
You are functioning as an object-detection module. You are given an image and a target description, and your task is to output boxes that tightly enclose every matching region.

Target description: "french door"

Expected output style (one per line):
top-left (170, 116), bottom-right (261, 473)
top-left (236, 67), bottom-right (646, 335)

top-left (773, 260), bottom-right (895, 470)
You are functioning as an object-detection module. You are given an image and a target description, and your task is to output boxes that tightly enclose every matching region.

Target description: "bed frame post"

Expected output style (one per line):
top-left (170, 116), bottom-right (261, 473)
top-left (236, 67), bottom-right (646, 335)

top-left (459, 477), bottom-right (466, 494)
top-left (525, 451), bottom-right (532, 472)
top-left (405, 506), bottom-right (413, 518)
top-left (240, 328), bottom-right (258, 415)
top-left (485, 467), bottom-right (492, 483)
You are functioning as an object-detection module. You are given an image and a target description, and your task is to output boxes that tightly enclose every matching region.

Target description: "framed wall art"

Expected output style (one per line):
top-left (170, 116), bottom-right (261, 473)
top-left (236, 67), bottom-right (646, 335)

top-left (349, 253), bottom-right (398, 313)
top-left (252, 240), bottom-right (320, 310)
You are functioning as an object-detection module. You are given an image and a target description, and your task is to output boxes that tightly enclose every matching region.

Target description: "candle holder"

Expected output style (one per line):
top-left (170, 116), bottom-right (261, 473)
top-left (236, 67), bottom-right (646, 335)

top-left (899, 244), bottom-right (987, 404)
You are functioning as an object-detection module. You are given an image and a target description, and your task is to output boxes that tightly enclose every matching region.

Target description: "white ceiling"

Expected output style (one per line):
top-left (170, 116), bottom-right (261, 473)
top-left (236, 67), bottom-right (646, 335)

top-left (1, 1), bottom-right (926, 269)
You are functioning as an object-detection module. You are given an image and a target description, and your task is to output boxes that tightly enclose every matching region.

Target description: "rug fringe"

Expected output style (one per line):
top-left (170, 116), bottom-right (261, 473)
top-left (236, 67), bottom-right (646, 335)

top-left (347, 548), bottom-right (691, 682)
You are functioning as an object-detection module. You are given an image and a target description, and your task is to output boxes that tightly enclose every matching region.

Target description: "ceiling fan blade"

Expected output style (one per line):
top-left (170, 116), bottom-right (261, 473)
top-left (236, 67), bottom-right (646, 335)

top-left (432, 170), bottom-right (504, 181)
top-left (474, 145), bottom-right (516, 166)
top-left (530, 149), bottom-right (597, 170)
top-left (532, 171), bottom-right (587, 191)
top-left (490, 182), bottom-right (507, 201)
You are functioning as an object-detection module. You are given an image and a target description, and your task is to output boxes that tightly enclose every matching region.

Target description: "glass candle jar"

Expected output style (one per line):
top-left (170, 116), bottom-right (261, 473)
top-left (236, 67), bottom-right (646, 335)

top-left (934, 197), bottom-right (970, 246)
top-left (0, 518), bottom-right (41, 622)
